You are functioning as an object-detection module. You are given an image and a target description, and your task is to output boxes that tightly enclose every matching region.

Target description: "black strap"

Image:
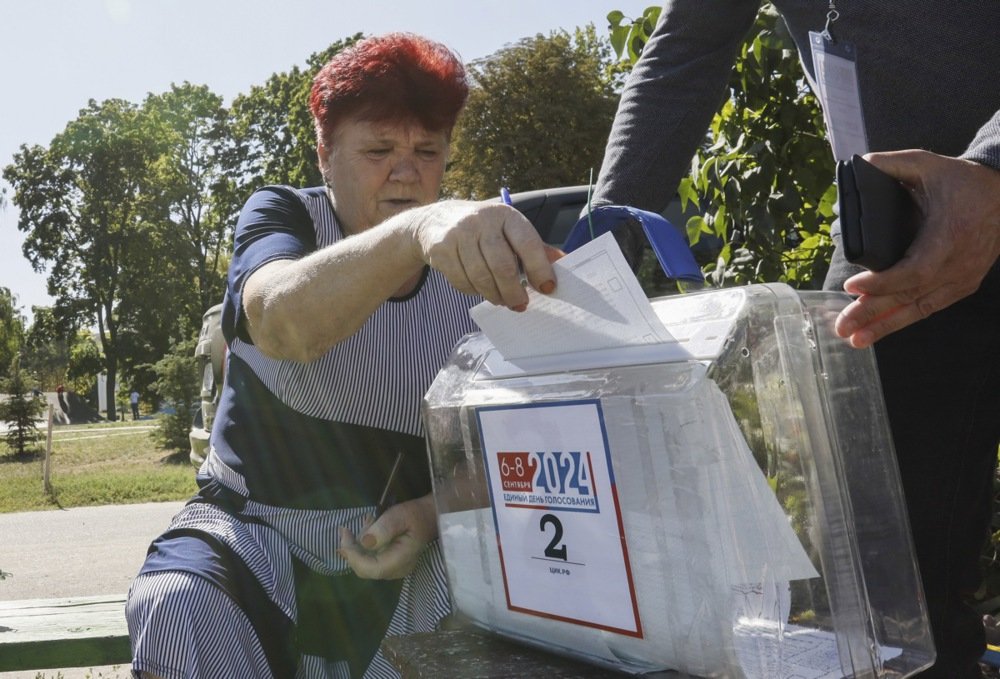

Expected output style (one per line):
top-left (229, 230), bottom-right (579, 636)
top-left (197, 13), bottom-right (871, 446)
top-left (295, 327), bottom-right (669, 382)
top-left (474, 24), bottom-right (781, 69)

top-left (166, 485), bottom-right (406, 677)
top-left (142, 528), bottom-right (299, 678)
top-left (292, 557), bottom-right (403, 678)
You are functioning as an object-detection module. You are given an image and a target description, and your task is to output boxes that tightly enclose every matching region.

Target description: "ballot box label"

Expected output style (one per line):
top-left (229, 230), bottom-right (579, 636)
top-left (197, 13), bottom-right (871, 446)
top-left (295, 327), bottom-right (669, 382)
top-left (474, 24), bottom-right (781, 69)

top-left (476, 399), bottom-right (642, 636)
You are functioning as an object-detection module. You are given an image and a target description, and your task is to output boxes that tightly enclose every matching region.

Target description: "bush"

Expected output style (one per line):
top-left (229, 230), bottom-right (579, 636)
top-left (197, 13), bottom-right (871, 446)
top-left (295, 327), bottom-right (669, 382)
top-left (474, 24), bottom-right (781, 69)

top-left (151, 337), bottom-right (198, 451)
top-left (0, 356), bottom-right (44, 457)
top-left (608, 4), bottom-right (835, 289)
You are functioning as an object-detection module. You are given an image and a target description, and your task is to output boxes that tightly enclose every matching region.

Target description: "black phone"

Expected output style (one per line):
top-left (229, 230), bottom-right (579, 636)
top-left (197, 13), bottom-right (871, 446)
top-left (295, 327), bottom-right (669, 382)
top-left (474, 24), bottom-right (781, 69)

top-left (836, 154), bottom-right (919, 271)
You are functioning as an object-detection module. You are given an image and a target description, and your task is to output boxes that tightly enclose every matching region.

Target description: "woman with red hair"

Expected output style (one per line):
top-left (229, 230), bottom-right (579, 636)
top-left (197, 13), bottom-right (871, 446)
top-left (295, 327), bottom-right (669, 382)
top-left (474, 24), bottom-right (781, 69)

top-left (126, 33), bottom-right (558, 678)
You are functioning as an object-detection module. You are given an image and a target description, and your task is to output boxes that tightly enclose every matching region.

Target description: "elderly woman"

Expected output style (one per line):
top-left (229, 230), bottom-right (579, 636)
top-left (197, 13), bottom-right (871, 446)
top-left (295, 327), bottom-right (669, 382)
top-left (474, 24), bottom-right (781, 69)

top-left (126, 33), bottom-right (557, 678)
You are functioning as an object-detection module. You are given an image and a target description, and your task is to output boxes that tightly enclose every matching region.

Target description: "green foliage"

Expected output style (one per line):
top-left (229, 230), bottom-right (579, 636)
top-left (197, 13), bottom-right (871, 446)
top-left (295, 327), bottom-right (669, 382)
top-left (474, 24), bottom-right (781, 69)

top-left (0, 288), bottom-right (25, 381)
top-left (141, 83), bottom-right (231, 323)
top-left (2, 36), bottom-right (365, 423)
top-left (3, 98), bottom-right (171, 421)
top-left (970, 446), bottom-right (1000, 610)
top-left (223, 36), bottom-right (361, 196)
top-left (607, 6), bottom-right (662, 65)
top-left (0, 357), bottom-right (44, 457)
top-left (109, 84), bottom-right (233, 395)
top-left (609, 5), bottom-right (835, 288)
top-left (150, 337), bottom-right (198, 452)
top-left (2, 84), bottom-right (243, 418)
top-left (21, 306), bottom-right (70, 390)
top-left (443, 26), bottom-right (619, 199)
top-left (67, 331), bottom-right (102, 408)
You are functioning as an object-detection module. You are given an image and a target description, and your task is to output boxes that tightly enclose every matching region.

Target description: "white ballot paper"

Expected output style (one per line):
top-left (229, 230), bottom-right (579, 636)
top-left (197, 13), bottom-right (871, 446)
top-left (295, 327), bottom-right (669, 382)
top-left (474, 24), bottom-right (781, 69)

top-left (469, 231), bottom-right (675, 360)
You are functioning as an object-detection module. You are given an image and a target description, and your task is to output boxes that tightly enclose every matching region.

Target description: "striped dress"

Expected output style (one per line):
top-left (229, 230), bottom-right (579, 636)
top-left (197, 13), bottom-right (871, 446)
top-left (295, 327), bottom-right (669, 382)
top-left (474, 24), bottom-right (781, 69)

top-left (126, 186), bottom-right (480, 678)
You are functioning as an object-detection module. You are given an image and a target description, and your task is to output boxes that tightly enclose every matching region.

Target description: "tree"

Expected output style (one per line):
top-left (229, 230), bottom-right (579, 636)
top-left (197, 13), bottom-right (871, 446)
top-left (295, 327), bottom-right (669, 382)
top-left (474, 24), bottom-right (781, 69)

top-left (3, 99), bottom-right (169, 420)
top-left (0, 288), bottom-right (24, 382)
top-left (21, 306), bottom-right (70, 390)
top-left (608, 5), bottom-right (835, 288)
top-left (151, 336), bottom-right (198, 452)
top-left (110, 84), bottom-right (233, 394)
top-left (222, 36), bottom-right (362, 198)
top-left (142, 83), bottom-right (231, 322)
top-left (443, 27), bottom-right (620, 200)
top-left (67, 331), bottom-right (103, 409)
top-left (0, 356), bottom-right (44, 457)
top-left (4, 40), bottom-right (362, 421)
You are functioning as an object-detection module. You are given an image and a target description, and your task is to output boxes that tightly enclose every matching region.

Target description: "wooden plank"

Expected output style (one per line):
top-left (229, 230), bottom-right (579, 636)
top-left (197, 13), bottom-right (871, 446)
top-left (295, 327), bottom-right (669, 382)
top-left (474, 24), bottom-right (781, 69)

top-left (0, 595), bottom-right (131, 672)
top-left (381, 626), bottom-right (682, 678)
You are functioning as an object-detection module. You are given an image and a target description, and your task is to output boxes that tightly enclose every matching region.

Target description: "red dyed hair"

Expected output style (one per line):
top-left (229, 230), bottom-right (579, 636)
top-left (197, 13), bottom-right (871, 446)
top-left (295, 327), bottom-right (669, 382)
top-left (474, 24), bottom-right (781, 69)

top-left (310, 33), bottom-right (468, 149)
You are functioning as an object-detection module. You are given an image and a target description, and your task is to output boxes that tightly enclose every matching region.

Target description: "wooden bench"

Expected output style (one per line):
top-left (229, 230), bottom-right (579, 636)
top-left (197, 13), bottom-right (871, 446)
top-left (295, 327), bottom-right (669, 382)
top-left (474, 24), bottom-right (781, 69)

top-left (381, 622), bottom-right (681, 678)
top-left (0, 594), bottom-right (131, 672)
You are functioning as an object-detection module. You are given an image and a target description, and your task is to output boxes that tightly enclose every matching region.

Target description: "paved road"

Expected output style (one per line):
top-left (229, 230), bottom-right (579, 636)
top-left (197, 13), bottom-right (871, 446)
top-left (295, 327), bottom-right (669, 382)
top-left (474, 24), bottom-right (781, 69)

top-left (0, 501), bottom-right (183, 600)
top-left (0, 501), bottom-right (184, 679)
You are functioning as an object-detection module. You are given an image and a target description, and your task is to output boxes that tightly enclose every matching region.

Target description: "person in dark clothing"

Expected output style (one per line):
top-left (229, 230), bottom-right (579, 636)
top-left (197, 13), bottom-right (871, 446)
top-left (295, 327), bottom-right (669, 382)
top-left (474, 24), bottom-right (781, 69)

top-left (590, 3), bottom-right (1000, 677)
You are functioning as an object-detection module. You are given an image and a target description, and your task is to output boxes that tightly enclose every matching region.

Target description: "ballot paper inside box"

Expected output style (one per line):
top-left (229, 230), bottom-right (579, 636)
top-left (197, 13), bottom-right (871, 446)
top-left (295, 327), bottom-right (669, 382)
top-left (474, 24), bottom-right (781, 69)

top-left (423, 282), bottom-right (935, 679)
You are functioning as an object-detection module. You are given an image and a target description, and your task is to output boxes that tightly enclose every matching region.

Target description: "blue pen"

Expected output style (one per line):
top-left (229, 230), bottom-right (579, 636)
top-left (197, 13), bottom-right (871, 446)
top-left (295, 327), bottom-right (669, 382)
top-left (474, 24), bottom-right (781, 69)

top-left (500, 186), bottom-right (512, 206)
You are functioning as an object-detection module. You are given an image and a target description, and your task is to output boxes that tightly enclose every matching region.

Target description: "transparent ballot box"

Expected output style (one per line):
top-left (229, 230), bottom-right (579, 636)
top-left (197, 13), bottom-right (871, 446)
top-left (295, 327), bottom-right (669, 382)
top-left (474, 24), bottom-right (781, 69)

top-left (423, 283), bottom-right (934, 678)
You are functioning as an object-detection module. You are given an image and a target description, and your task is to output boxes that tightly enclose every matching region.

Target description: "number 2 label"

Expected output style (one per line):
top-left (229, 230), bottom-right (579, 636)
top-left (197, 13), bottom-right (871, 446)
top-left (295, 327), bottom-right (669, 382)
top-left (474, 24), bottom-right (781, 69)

top-left (540, 513), bottom-right (567, 561)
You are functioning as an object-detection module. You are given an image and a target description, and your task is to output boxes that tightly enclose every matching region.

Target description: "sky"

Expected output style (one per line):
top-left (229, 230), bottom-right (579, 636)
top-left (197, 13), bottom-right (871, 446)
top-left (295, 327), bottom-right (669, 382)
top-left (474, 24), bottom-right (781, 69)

top-left (0, 0), bottom-right (647, 324)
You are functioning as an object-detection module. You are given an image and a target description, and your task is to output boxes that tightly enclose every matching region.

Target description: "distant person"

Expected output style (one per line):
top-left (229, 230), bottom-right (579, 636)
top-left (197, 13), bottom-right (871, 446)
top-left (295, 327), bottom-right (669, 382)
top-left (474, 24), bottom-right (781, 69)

top-left (589, 4), bottom-right (999, 676)
top-left (125, 33), bottom-right (559, 678)
top-left (129, 390), bottom-right (140, 421)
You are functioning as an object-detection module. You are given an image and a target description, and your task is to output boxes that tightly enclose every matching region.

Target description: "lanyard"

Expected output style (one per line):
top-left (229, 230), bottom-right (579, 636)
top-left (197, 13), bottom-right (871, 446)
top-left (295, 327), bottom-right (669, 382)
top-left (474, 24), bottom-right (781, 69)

top-left (808, 0), bottom-right (869, 160)
top-left (822, 0), bottom-right (841, 40)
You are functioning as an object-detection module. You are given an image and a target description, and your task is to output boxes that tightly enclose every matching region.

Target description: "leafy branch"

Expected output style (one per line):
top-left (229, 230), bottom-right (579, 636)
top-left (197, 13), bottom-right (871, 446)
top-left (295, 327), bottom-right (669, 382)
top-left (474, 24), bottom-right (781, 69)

top-left (608, 4), bottom-right (836, 289)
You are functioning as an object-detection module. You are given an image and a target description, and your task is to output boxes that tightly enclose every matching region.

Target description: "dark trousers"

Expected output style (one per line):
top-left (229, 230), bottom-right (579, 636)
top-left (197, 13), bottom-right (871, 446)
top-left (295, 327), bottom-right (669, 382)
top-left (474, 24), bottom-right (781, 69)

top-left (131, 403), bottom-right (139, 420)
top-left (829, 248), bottom-right (1000, 677)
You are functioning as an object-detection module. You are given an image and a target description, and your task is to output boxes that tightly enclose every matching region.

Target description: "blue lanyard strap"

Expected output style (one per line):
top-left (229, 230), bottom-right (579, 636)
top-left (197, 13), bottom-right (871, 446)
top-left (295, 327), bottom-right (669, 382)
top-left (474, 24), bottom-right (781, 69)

top-left (562, 205), bottom-right (704, 285)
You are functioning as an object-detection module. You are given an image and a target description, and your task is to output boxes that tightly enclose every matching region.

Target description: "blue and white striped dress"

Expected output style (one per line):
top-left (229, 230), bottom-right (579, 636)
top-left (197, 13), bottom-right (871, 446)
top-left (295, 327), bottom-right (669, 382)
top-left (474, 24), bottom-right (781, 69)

top-left (126, 186), bottom-right (480, 679)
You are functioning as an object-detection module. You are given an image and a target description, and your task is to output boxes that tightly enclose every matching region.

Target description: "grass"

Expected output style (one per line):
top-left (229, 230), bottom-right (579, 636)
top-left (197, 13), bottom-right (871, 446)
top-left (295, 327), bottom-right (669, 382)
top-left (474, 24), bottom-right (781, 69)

top-left (0, 417), bottom-right (198, 513)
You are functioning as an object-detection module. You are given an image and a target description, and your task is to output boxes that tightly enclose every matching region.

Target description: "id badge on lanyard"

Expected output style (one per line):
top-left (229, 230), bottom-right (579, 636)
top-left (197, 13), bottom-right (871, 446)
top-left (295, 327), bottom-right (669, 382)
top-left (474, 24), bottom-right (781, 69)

top-left (809, 1), bottom-right (869, 161)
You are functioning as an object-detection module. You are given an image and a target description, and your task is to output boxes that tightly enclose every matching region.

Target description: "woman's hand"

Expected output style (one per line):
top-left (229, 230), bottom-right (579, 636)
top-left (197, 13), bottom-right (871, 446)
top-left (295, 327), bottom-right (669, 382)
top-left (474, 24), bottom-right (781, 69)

top-left (411, 201), bottom-right (561, 311)
top-left (835, 150), bottom-right (1000, 348)
top-left (338, 494), bottom-right (439, 580)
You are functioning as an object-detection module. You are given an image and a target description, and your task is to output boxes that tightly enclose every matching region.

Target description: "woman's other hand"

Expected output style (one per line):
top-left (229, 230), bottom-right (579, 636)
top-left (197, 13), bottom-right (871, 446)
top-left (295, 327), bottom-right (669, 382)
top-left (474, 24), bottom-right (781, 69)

top-left (338, 494), bottom-right (438, 580)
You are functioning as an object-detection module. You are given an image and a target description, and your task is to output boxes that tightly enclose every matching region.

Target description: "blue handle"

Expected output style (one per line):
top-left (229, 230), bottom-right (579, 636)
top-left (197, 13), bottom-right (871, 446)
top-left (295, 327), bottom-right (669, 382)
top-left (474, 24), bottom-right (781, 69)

top-left (563, 205), bottom-right (704, 284)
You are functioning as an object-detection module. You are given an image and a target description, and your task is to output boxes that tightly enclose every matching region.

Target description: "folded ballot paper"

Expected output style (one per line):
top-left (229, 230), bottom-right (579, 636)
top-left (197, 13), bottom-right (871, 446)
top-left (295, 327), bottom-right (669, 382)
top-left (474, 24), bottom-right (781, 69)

top-left (469, 231), bottom-right (675, 361)
top-left (425, 233), bottom-right (933, 678)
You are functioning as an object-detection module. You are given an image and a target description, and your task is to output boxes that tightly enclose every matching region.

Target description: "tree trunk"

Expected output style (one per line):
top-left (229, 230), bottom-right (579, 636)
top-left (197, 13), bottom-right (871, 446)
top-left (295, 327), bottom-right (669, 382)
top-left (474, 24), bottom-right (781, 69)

top-left (105, 364), bottom-right (117, 421)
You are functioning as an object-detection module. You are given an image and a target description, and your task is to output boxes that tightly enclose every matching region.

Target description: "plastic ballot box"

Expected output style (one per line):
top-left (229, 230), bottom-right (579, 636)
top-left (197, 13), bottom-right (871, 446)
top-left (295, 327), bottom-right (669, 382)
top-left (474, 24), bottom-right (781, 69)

top-left (423, 273), bottom-right (935, 678)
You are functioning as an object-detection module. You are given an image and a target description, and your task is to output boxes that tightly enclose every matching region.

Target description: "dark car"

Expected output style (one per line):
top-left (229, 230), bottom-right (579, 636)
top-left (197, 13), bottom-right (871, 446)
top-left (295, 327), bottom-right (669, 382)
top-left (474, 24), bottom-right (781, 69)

top-left (188, 186), bottom-right (706, 465)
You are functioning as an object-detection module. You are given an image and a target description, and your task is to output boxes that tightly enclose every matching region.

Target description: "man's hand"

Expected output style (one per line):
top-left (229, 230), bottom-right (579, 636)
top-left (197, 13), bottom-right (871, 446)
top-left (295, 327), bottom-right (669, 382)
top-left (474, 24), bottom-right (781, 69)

top-left (338, 494), bottom-right (438, 580)
top-left (835, 150), bottom-right (1000, 348)
top-left (411, 201), bottom-right (561, 311)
